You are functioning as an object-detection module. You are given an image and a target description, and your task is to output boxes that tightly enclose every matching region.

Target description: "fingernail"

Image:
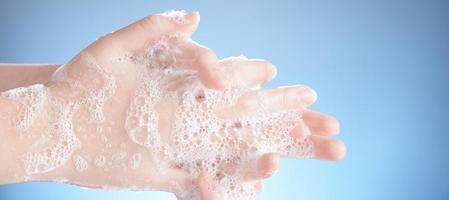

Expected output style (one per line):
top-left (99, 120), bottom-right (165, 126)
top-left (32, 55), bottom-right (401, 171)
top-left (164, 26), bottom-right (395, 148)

top-left (255, 182), bottom-right (264, 192)
top-left (298, 86), bottom-right (317, 105)
top-left (258, 153), bottom-right (280, 178)
top-left (188, 11), bottom-right (201, 24)
top-left (192, 11), bottom-right (200, 18)
top-left (265, 62), bottom-right (277, 81)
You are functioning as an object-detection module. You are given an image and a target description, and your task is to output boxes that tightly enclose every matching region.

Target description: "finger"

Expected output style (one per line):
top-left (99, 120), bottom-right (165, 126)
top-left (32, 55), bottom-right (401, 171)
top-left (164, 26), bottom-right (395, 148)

top-left (96, 11), bottom-right (200, 53)
top-left (89, 10), bottom-right (225, 90)
top-left (244, 152), bottom-right (280, 181)
top-left (303, 110), bottom-right (340, 136)
top-left (236, 85), bottom-right (317, 115)
top-left (256, 153), bottom-right (280, 179)
top-left (195, 172), bottom-right (222, 200)
top-left (218, 56), bottom-right (277, 88)
top-left (173, 41), bottom-right (224, 89)
top-left (254, 182), bottom-right (264, 193)
top-left (289, 119), bottom-right (312, 139)
top-left (310, 135), bottom-right (346, 161)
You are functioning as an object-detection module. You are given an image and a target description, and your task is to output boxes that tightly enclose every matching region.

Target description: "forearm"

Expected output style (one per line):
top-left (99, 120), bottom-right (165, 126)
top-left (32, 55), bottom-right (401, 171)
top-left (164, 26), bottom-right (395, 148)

top-left (0, 96), bottom-right (26, 184)
top-left (0, 64), bottom-right (60, 92)
top-left (0, 76), bottom-right (173, 190)
top-left (0, 85), bottom-right (66, 184)
top-left (0, 64), bottom-right (61, 183)
top-left (0, 81), bottom-right (181, 190)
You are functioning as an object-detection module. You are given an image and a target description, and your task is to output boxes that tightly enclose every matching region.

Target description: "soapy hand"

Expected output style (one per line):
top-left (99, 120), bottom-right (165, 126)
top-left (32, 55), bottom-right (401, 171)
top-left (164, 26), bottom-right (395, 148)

top-left (1, 11), bottom-right (345, 200)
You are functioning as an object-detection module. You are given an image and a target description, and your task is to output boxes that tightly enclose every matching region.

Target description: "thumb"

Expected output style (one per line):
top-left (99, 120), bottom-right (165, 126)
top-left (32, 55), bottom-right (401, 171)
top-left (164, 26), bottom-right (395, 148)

top-left (195, 172), bottom-right (222, 200)
top-left (94, 10), bottom-right (200, 53)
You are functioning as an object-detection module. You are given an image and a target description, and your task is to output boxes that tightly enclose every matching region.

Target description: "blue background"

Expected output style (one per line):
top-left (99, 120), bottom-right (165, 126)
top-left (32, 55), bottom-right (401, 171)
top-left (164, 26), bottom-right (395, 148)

top-left (1, 0), bottom-right (449, 199)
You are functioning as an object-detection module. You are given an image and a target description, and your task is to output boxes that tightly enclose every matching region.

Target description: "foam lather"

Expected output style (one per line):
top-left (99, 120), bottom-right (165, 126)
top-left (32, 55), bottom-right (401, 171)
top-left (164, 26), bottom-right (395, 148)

top-left (1, 11), bottom-right (313, 200)
top-left (122, 33), bottom-right (314, 199)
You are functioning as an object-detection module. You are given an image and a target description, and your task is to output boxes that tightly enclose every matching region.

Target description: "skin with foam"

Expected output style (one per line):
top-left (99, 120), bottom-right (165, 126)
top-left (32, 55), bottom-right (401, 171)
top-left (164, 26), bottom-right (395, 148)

top-left (0, 10), bottom-right (346, 200)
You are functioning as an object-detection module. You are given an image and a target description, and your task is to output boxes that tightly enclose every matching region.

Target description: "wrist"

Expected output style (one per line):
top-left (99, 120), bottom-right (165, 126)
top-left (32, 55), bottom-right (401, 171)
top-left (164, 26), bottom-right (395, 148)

top-left (0, 96), bottom-right (27, 183)
top-left (0, 64), bottom-right (60, 92)
top-left (0, 85), bottom-right (69, 184)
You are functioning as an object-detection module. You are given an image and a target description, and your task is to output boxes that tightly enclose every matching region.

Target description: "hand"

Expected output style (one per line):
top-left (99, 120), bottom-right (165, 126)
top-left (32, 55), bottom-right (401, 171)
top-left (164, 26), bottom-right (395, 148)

top-left (194, 109), bottom-right (344, 200)
top-left (0, 11), bottom-right (345, 200)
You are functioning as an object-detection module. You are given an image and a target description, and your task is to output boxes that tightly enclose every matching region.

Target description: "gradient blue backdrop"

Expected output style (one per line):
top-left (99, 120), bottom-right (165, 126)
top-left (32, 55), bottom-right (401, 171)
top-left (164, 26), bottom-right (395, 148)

top-left (1, 0), bottom-right (448, 199)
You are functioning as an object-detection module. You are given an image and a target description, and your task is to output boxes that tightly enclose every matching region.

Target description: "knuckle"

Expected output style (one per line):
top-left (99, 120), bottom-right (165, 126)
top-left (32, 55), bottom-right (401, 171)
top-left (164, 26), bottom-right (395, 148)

top-left (197, 48), bottom-right (217, 67)
top-left (281, 89), bottom-right (291, 107)
top-left (238, 94), bottom-right (257, 113)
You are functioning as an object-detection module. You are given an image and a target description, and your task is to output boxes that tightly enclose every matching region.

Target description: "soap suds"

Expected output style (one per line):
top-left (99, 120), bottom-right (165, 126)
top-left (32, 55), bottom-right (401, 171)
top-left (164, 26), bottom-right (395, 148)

top-left (119, 33), bottom-right (313, 199)
top-left (1, 14), bottom-right (313, 199)
top-left (73, 154), bottom-right (89, 172)
top-left (94, 155), bottom-right (106, 167)
top-left (128, 153), bottom-right (143, 169)
top-left (22, 100), bottom-right (81, 174)
top-left (1, 84), bottom-right (48, 132)
top-left (158, 10), bottom-right (191, 25)
top-left (1, 51), bottom-right (117, 175)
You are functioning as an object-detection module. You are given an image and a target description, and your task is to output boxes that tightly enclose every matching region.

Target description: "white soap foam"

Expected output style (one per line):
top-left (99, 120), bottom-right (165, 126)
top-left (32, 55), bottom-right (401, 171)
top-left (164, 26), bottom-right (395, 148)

top-left (78, 52), bottom-right (117, 123)
top-left (112, 151), bottom-right (128, 163)
top-left (2, 23), bottom-right (312, 199)
top-left (128, 153), bottom-right (143, 169)
top-left (2, 51), bottom-right (117, 175)
top-left (22, 100), bottom-right (81, 174)
top-left (158, 10), bottom-right (190, 25)
top-left (1, 84), bottom-right (48, 132)
top-left (94, 155), bottom-right (106, 167)
top-left (73, 154), bottom-right (89, 172)
top-left (120, 33), bottom-right (314, 199)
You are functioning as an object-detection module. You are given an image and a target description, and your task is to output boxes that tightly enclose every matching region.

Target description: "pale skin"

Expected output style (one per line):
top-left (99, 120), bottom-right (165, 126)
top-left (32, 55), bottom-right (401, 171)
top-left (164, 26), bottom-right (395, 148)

top-left (0, 11), bottom-right (346, 199)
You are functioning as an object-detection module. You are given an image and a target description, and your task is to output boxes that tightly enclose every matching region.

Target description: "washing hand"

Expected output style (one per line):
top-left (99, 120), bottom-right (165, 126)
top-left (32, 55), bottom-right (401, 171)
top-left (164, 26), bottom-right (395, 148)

top-left (0, 11), bottom-right (346, 200)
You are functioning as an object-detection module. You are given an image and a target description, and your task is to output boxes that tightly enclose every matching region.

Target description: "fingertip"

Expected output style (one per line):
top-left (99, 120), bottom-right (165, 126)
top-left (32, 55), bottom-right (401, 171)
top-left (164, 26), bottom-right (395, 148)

top-left (331, 139), bottom-right (347, 161)
top-left (324, 116), bottom-right (340, 135)
top-left (277, 85), bottom-right (318, 107)
top-left (312, 136), bottom-right (347, 161)
top-left (265, 61), bottom-right (277, 82)
top-left (189, 11), bottom-right (200, 23)
top-left (196, 171), bottom-right (211, 186)
top-left (196, 172), bottom-right (221, 200)
top-left (184, 11), bottom-right (201, 33)
top-left (301, 85), bottom-right (318, 105)
top-left (303, 111), bottom-right (340, 136)
top-left (254, 182), bottom-right (264, 193)
top-left (154, 10), bottom-right (200, 35)
top-left (248, 59), bottom-right (277, 85)
top-left (109, 10), bottom-right (201, 52)
top-left (258, 153), bottom-right (280, 178)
